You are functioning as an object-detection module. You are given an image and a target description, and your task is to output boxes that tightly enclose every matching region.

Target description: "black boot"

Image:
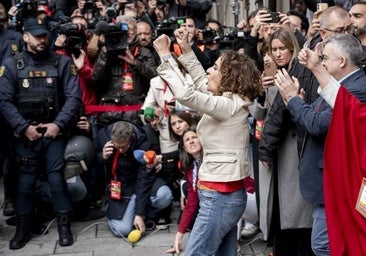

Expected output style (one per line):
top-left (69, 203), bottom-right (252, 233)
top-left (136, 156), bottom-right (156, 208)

top-left (9, 215), bottom-right (32, 250)
top-left (57, 213), bottom-right (74, 246)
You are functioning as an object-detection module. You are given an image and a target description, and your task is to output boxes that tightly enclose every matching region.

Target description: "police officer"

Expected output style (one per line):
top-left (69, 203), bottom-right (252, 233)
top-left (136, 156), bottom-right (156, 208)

top-left (0, 17), bottom-right (81, 250)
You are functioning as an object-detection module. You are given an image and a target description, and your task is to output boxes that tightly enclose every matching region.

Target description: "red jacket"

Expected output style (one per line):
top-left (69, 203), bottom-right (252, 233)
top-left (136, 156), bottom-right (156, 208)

top-left (56, 48), bottom-right (96, 111)
top-left (178, 167), bottom-right (199, 234)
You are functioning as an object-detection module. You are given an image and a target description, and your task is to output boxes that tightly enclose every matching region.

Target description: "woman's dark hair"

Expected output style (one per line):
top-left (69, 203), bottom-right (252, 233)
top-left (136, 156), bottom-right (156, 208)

top-left (218, 50), bottom-right (262, 101)
top-left (178, 127), bottom-right (202, 173)
top-left (168, 110), bottom-right (197, 142)
top-left (260, 39), bottom-right (270, 57)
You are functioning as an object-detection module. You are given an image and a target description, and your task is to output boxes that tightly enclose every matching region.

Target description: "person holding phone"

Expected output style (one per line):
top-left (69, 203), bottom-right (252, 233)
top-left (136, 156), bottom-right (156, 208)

top-left (258, 28), bottom-right (315, 255)
top-left (95, 121), bottom-right (173, 237)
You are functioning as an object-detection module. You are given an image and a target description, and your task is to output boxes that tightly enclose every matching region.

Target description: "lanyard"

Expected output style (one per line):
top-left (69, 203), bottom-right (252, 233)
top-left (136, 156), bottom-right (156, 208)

top-left (163, 81), bottom-right (169, 117)
top-left (111, 150), bottom-right (121, 180)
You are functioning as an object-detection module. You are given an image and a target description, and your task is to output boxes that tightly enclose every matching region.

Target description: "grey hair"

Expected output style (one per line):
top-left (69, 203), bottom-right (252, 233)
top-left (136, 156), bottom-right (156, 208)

top-left (322, 34), bottom-right (366, 67)
top-left (116, 15), bottom-right (136, 28)
top-left (111, 121), bottom-right (133, 142)
top-left (319, 6), bottom-right (349, 29)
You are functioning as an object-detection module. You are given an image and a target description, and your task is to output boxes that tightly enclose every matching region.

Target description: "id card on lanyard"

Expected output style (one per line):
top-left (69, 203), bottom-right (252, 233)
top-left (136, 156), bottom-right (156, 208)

top-left (121, 47), bottom-right (139, 92)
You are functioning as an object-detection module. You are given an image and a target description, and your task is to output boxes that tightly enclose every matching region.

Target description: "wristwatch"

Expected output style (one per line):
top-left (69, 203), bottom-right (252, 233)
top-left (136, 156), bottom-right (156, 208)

top-left (162, 55), bottom-right (172, 63)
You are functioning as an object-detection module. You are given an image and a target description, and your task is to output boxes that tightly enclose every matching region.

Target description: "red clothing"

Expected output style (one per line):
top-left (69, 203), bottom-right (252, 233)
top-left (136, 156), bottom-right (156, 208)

top-left (324, 86), bottom-right (366, 256)
top-left (56, 48), bottom-right (96, 111)
top-left (199, 180), bottom-right (244, 193)
top-left (178, 168), bottom-right (199, 234)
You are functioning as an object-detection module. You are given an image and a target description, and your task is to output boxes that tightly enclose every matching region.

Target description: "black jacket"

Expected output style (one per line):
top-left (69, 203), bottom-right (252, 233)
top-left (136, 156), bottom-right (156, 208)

top-left (0, 48), bottom-right (81, 134)
top-left (94, 121), bottom-right (156, 218)
top-left (258, 59), bottom-right (320, 163)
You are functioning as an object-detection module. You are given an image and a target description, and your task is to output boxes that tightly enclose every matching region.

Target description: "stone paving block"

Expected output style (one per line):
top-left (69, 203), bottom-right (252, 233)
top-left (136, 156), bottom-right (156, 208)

top-left (0, 239), bottom-right (57, 256)
top-left (45, 253), bottom-right (92, 256)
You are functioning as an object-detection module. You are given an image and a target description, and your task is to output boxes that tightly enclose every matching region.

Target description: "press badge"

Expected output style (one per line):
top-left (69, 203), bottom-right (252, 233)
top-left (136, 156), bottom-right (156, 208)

top-left (110, 180), bottom-right (122, 200)
top-left (355, 177), bottom-right (366, 218)
top-left (122, 72), bottom-right (134, 91)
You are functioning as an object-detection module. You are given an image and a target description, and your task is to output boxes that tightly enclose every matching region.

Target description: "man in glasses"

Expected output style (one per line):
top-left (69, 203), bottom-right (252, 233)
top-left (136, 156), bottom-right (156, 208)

top-left (275, 33), bottom-right (366, 256)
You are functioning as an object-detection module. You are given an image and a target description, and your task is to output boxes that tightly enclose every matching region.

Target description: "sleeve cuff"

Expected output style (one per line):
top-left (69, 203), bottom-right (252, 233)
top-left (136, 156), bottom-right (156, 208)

top-left (318, 76), bottom-right (340, 108)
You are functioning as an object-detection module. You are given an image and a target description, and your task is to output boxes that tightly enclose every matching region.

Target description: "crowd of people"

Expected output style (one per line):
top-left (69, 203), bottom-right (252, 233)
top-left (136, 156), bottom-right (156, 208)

top-left (0, 0), bottom-right (365, 255)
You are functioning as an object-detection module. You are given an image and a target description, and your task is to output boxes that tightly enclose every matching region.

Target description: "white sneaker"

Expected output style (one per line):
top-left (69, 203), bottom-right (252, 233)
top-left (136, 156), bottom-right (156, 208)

top-left (155, 218), bottom-right (169, 230)
top-left (240, 222), bottom-right (258, 238)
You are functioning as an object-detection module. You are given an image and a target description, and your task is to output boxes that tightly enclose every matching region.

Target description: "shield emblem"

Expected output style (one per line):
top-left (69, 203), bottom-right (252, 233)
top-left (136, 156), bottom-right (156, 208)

top-left (0, 66), bottom-right (4, 77)
top-left (11, 44), bottom-right (18, 53)
top-left (70, 64), bottom-right (77, 75)
top-left (22, 79), bottom-right (30, 88)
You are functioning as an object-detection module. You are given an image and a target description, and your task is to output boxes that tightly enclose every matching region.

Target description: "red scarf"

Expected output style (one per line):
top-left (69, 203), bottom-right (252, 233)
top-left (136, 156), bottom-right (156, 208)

top-left (324, 86), bottom-right (366, 256)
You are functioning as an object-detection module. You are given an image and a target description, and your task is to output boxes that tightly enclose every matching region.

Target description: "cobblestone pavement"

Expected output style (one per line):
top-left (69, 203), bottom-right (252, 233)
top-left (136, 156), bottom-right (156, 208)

top-left (0, 177), bottom-right (272, 256)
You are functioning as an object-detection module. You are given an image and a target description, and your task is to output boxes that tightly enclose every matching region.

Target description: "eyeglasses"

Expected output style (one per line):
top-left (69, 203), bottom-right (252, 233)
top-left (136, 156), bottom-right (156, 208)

top-left (323, 25), bottom-right (354, 34)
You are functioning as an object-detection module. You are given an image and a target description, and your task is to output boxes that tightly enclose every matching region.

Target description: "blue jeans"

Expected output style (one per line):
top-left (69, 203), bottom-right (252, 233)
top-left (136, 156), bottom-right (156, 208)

top-left (311, 205), bottom-right (330, 256)
top-left (184, 188), bottom-right (247, 256)
top-left (108, 184), bottom-right (173, 237)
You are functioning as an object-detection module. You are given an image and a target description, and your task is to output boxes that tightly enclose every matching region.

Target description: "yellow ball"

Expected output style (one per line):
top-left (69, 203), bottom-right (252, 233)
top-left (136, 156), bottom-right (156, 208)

top-left (128, 229), bottom-right (141, 243)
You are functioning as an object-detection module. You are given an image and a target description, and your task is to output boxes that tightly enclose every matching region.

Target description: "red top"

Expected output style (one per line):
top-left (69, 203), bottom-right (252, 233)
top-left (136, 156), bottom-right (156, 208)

top-left (199, 180), bottom-right (244, 193)
top-left (178, 167), bottom-right (199, 234)
top-left (56, 48), bottom-right (97, 110)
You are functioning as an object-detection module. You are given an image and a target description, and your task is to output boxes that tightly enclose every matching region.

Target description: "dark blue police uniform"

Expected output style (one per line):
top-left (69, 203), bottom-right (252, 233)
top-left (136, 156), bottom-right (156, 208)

top-left (0, 18), bottom-right (81, 250)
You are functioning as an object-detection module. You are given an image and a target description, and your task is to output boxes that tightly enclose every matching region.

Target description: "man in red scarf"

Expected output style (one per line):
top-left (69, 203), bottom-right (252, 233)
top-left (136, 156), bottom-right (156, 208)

top-left (292, 34), bottom-right (366, 255)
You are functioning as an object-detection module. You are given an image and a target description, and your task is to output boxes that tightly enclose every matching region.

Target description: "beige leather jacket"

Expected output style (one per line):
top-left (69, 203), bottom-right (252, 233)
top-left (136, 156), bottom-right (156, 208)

top-left (157, 51), bottom-right (253, 182)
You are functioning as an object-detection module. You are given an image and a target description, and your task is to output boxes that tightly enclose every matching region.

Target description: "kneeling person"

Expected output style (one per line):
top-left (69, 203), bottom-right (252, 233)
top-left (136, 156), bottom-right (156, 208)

top-left (95, 121), bottom-right (173, 236)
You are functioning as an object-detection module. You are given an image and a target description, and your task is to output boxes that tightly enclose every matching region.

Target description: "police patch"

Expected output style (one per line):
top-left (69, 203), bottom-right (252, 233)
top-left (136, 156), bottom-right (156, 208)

top-left (70, 64), bottom-right (77, 75)
top-left (0, 66), bottom-right (5, 77)
top-left (11, 44), bottom-right (18, 53)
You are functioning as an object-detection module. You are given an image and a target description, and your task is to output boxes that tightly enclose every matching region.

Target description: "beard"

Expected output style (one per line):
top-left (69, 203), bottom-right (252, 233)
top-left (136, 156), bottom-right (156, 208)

top-left (353, 26), bottom-right (366, 37)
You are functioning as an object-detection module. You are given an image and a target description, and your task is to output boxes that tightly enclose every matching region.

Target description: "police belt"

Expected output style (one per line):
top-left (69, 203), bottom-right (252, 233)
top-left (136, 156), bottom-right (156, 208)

top-left (84, 104), bottom-right (142, 116)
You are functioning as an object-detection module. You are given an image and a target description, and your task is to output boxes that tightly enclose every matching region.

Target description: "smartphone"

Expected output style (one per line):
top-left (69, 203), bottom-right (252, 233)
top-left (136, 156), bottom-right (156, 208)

top-left (264, 61), bottom-right (277, 77)
top-left (265, 12), bottom-right (281, 23)
top-left (316, 3), bottom-right (328, 18)
top-left (317, 3), bottom-right (328, 12)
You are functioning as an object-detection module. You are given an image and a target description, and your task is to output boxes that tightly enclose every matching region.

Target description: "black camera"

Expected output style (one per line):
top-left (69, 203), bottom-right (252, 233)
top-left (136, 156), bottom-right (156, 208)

top-left (104, 22), bottom-right (129, 56)
top-left (265, 12), bottom-right (281, 23)
top-left (157, 0), bottom-right (167, 8)
top-left (219, 28), bottom-right (245, 50)
top-left (15, 0), bottom-right (38, 19)
top-left (82, 0), bottom-right (97, 14)
top-left (199, 27), bottom-right (220, 45)
top-left (155, 16), bottom-right (186, 42)
top-left (104, 7), bottom-right (117, 23)
top-left (59, 23), bottom-right (87, 58)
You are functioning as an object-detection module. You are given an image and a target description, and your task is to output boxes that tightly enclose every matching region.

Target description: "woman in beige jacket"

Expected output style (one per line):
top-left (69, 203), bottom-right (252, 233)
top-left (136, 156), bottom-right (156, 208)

top-left (154, 28), bottom-right (262, 255)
